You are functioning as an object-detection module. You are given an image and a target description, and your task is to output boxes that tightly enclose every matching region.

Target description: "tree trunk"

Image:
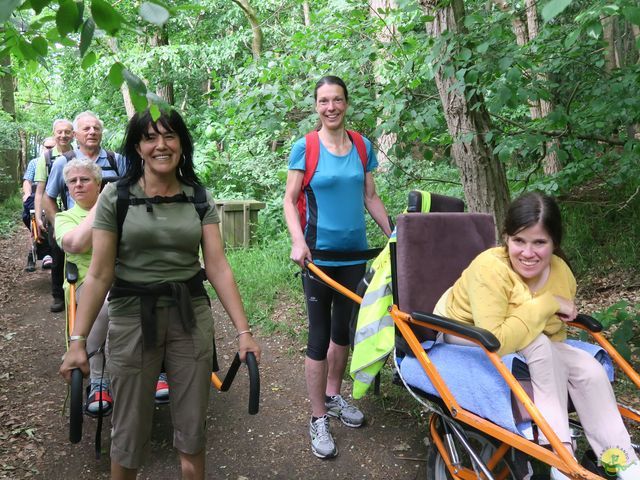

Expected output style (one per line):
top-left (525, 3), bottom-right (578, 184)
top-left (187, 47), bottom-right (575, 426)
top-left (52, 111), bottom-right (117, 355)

top-left (120, 83), bottom-right (136, 119)
top-left (418, 0), bottom-right (510, 232)
top-left (107, 38), bottom-right (136, 118)
top-left (302, 1), bottom-right (311, 27)
top-left (19, 129), bottom-right (27, 173)
top-left (232, 0), bottom-right (263, 60)
top-left (494, 0), bottom-right (560, 173)
top-left (370, 0), bottom-right (397, 169)
top-left (0, 53), bottom-right (20, 201)
top-left (151, 27), bottom-right (175, 105)
top-left (601, 14), bottom-right (619, 71)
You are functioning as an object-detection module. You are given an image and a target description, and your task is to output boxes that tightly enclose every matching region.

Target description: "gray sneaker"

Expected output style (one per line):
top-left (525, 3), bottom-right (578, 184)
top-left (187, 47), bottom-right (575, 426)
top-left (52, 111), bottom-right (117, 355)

top-left (309, 415), bottom-right (337, 459)
top-left (325, 394), bottom-right (364, 428)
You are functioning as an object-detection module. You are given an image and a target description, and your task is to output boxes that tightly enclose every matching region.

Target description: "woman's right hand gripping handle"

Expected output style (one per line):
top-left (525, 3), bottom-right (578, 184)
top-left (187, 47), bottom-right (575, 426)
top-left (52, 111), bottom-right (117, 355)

top-left (290, 240), bottom-right (312, 269)
top-left (554, 295), bottom-right (578, 322)
top-left (60, 341), bottom-right (90, 383)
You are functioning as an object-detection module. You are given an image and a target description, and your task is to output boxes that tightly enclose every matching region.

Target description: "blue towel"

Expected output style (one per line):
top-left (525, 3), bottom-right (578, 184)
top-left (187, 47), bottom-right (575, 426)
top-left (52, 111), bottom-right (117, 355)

top-left (398, 339), bottom-right (613, 437)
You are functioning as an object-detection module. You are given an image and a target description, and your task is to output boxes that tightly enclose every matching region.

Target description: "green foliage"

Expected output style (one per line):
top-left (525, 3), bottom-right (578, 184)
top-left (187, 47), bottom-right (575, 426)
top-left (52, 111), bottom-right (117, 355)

top-left (590, 301), bottom-right (639, 365)
top-left (0, 193), bottom-right (22, 237)
top-left (0, 112), bottom-right (19, 150)
top-left (220, 233), bottom-right (302, 332)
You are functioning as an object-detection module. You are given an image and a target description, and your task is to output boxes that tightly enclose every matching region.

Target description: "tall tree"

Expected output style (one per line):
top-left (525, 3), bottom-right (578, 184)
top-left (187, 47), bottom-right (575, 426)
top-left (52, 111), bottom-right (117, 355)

top-left (0, 52), bottom-right (19, 200)
top-left (370, 0), bottom-right (397, 169)
top-left (493, 0), bottom-right (561, 174)
top-left (232, 0), bottom-right (263, 60)
top-left (418, 0), bottom-right (510, 231)
top-left (150, 26), bottom-right (175, 105)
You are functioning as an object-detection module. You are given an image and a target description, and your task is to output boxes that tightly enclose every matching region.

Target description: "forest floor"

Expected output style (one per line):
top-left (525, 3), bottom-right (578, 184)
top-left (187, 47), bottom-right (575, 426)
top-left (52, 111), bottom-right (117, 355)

top-left (0, 226), bottom-right (638, 480)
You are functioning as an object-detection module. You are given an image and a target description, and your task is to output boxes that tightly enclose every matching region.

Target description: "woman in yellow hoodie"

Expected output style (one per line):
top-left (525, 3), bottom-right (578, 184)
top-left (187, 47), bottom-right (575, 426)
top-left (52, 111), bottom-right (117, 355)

top-left (434, 192), bottom-right (638, 480)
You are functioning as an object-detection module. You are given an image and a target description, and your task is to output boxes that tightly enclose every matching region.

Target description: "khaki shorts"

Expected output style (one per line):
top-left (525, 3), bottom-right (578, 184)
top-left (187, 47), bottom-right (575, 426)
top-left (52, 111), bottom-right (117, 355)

top-left (107, 299), bottom-right (214, 469)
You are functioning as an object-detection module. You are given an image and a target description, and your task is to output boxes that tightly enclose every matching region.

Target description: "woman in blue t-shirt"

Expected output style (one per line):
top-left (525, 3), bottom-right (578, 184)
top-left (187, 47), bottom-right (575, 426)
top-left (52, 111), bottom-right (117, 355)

top-left (283, 75), bottom-right (391, 459)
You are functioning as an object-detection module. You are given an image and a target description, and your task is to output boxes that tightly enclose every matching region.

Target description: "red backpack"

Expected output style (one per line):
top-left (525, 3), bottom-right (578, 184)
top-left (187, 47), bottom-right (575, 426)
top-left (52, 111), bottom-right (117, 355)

top-left (297, 130), bottom-right (368, 231)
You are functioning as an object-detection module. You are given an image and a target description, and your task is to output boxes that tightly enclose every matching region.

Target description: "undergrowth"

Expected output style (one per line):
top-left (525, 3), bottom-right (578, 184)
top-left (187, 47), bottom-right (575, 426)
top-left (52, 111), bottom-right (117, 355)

top-left (0, 193), bottom-right (22, 237)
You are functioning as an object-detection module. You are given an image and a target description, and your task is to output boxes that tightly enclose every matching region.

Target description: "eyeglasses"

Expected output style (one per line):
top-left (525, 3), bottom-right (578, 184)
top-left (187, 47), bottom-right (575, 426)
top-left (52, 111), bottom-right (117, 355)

top-left (44, 145), bottom-right (55, 150)
top-left (65, 176), bottom-right (93, 186)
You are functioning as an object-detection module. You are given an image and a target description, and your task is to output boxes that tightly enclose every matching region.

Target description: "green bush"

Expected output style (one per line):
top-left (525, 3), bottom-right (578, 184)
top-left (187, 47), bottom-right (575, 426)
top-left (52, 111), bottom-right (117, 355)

top-left (0, 193), bottom-right (23, 237)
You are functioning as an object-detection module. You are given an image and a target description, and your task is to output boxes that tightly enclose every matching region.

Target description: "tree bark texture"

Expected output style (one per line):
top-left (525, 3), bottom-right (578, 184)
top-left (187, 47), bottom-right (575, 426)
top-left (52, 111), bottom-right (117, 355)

top-left (370, 0), bottom-right (397, 169)
top-left (151, 27), bottom-right (175, 105)
top-left (302, 1), bottom-right (311, 27)
top-left (601, 14), bottom-right (620, 71)
top-left (419, 0), bottom-right (509, 232)
top-left (492, 0), bottom-right (560, 174)
top-left (0, 53), bottom-right (20, 200)
top-left (232, 0), bottom-right (263, 60)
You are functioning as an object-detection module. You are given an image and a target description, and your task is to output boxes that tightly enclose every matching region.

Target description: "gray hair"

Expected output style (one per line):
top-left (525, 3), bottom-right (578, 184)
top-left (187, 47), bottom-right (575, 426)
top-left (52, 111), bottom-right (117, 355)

top-left (63, 158), bottom-right (102, 185)
top-left (72, 111), bottom-right (104, 131)
top-left (52, 119), bottom-right (73, 132)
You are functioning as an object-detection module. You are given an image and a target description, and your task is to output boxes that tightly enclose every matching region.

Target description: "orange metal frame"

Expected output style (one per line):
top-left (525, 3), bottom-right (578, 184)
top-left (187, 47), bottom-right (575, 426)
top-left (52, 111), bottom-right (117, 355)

top-left (29, 211), bottom-right (39, 245)
top-left (305, 261), bottom-right (638, 480)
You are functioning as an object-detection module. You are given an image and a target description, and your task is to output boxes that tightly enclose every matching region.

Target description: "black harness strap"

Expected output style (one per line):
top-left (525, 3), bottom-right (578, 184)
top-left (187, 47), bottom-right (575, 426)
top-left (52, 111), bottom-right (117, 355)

top-left (115, 181), bottom-right (209, 255)
top-left (108, 269), bottom-right (209, 349)
top-left (309, 248), bottom-right (383, 262)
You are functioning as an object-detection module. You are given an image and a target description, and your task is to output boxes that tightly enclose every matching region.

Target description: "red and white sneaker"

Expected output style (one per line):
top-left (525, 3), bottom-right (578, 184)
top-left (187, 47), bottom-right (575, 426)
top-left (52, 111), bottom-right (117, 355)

top-left (155, 373), bottom-right (169, 404)
top-left (85, 380), bottom-right (113, 417)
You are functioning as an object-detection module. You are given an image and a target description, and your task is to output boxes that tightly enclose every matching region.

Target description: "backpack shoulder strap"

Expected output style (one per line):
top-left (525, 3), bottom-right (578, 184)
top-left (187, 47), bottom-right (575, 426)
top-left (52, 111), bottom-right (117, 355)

top-left (58, 151), bottom-right (77, 211)
top-left (303, 130), bottom-right (320, 189)
top-left (192, 185), bottom-right (209, 222)
top-left (115, 181), bottom-right (131, 251)
top-left (346, 130), bottom-right (368, 171)
top-left (105, 151), bottom-right (119, 176)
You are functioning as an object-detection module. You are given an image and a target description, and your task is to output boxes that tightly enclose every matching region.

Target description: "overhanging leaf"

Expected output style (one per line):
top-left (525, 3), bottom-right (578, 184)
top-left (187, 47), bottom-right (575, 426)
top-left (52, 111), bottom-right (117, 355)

top-left (31, 36), bottom-right (48, 56)
top-left (91, 0), bottom-right (124, 35)
top-left (107, 62), bottom-right (125, 88)
top-left (56, 0), bottom-right (80, 37)
top-left (130, 90), bottom-right (148, 112)
top-left (81, 51), bottom-right (97, 70)
top-left (30, 0), bottom-right (52, 15)
top-left (541, 0), bottom-right (573, 22)
top-left (123, 69), bottom-right (147, 96)
top-left (149, 103), bottom-right (161, 121)
top-left (139, 2), bottom-right (170, 26)
top-left (80, 18), bottom-right (95, 57)
top-left (0, 0), bottom-right (22, 23)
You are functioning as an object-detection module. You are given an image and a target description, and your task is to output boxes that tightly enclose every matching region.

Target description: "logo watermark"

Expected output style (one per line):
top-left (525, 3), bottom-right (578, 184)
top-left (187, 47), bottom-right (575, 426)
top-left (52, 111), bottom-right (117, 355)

top-left (599, 446), bottom-right (630, 476)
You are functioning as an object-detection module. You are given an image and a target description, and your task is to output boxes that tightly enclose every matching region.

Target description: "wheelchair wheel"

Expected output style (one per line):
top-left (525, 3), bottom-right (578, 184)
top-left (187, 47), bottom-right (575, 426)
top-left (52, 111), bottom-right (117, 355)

top-left (425, 423), bottom-right (520, 480)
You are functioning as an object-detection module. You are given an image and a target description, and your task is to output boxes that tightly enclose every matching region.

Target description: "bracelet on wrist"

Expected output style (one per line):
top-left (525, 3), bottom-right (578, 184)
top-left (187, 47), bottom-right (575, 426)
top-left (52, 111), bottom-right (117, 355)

top-left (69, 335), bottom-right (87, 342)
top-left (235, 329), bottom-right (252, 340)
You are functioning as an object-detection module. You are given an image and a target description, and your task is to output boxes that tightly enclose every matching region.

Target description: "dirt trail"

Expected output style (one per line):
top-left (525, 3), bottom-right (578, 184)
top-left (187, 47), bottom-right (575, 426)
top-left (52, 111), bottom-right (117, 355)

top-left (0, 229), bottom-right (428, 479)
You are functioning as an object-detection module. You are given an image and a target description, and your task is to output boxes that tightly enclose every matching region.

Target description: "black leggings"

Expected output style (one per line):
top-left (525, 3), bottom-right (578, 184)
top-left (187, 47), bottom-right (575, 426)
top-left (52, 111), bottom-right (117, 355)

top-left (302, 263), bottom-right (365, 361)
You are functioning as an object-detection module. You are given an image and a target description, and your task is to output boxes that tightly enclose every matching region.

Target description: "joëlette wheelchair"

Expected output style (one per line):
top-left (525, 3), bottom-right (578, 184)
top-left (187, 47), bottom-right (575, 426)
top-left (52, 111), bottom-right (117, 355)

top-left (64, 263), bottom-right (260, 453)
top-left (307, 193), bottom-right (639, 480)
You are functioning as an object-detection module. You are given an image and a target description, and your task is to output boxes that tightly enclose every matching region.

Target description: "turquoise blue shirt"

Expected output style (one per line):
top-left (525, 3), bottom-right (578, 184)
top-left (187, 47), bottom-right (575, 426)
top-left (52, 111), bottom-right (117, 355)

top-left (288, 135), bottom-right (378, 266)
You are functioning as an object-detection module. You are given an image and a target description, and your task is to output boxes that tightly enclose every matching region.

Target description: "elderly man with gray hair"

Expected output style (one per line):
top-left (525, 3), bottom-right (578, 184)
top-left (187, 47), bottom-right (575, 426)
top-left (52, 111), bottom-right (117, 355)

top-left (33, 119), bottom-right (75, 311)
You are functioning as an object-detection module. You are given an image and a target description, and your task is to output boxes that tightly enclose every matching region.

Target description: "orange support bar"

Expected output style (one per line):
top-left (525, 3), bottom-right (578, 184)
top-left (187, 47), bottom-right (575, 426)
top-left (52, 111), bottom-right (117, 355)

top-left (67, 284), bottom-right (76, 338)
top-left (306, 262), bottom-right (363, 305)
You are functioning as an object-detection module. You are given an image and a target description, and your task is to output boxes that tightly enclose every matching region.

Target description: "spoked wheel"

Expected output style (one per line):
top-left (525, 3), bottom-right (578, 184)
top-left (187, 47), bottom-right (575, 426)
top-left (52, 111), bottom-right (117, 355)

top-left (426, 417), bottom-right (522, 480)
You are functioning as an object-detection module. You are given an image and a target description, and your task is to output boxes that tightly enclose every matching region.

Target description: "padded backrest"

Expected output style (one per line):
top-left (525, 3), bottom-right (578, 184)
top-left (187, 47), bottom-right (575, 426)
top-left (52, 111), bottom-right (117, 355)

top-left (407, 191), bottom-right (465, 213)
top-left (395, 212), bottom-right (496, 343)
